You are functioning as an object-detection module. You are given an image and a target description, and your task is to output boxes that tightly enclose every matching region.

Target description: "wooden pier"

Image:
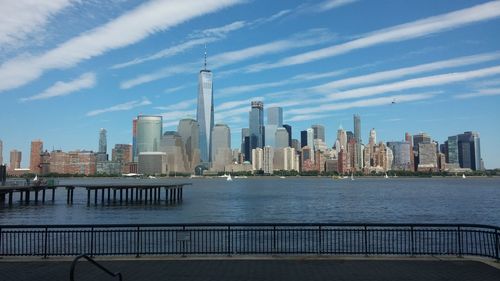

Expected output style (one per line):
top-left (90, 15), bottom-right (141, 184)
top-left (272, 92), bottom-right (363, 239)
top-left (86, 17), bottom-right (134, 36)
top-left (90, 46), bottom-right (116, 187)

top-left (0, 183), bottom-right (190, 207)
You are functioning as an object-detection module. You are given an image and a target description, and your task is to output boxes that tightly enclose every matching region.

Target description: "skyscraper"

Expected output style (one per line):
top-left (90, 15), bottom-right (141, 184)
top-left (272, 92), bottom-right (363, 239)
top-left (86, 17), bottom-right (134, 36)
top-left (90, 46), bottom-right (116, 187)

top-left (447, 135), bottom-right (459, 164)
top-left (311, 125), bottom-right (325, 142)
top-left (353, 114), bottom-right (362, 170)
top-left (283, 124), bottom-right (292, 147)
top-left (97, 128), bottom-right (108, 162)
top-left (368, 128), bottom-right (377, 145)
top-left (161, 131), bottom-right (189, 173)
top-left (197, 51), bottom-right (214, 164)
top-left (265, 107), bottom-right (282, 148)
top-left (249, 101), bottom-right (264, 161)
top-left (136, 115), bottom-right (162, 155)
top-left (300, 130), bottom-right (308, 148)
top-left (211, 124), bottom-right (232, 171)
top-left (387, 141), bottom-right (412, 171)
top-left (132, 118), bottom-right (138, 162)
top-left (178, 118), bottom-right (200, 171)
top-left (337, 127), bottom-right (347, 150)
top-left (457, 131), bottom-right (481, 170)
top-left (9, 150), bottom-right (21, 171)
top-left (30, 140), bottom-right (43, 174)
top-left (275, 127), bottom-right (289, 148)
top-left (241, 128), bottom-right (250, 161)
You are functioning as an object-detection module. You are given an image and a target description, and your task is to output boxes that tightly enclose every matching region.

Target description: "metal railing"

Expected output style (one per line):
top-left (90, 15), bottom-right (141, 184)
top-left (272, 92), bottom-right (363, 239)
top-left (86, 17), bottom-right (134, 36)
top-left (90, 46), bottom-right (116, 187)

top-left (0, 223), bottom-right (498, 260)
top-left (70, 254), bottom-right (122, 281)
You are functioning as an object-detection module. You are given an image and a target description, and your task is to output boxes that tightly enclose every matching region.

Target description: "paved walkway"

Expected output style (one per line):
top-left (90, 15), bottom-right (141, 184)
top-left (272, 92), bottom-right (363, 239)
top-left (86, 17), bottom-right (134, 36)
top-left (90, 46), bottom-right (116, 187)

top-left (1, 257), bottom-right (499, 281)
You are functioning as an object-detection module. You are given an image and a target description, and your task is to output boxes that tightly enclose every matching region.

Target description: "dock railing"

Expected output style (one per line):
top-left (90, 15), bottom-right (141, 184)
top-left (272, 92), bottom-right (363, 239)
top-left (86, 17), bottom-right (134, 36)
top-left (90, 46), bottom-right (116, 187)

top-left (0, 223), bottom-right (498, 260)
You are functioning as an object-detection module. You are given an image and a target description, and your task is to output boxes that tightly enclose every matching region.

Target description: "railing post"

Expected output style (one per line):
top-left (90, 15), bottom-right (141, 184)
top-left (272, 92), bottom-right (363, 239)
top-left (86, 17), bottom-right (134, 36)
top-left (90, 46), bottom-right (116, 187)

top-left (90, 227), bottom-right (94, 258)
top-left (43, 226), bottom-right (48, 259)
top-left (181, 226), bottom-right (186, 257)
top-left (495, 229), bottom-right (499, 262)
top-left (0, 227), bottom-right (3, 257)
top-left (410, 226), bottom-right (414, 257)
top-left (227, 226), bottom-right (231, 257)
top-left (272, 226), bottom-right (277, 254)
top-left (364, 226), bottom-right (368, 256)
top-left (317, 226), bottom-right (322, 255)
top-left (135, 226), bottom-right (140, 258)
top-left (457, 226), bottom-right (462, 258)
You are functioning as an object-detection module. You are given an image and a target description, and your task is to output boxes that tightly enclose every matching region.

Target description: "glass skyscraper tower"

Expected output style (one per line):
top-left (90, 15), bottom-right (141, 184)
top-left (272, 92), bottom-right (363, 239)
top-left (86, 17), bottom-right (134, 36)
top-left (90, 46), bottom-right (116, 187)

top-left (197, 51), bottom-right (214, 164)
top-left (249, 101), bottom-right (264, 161)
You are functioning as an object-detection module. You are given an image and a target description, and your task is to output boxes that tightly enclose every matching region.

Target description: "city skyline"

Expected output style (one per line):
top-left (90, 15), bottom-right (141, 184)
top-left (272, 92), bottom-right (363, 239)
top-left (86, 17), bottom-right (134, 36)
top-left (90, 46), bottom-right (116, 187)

top-left (1, 0), bottom-right (500, 168)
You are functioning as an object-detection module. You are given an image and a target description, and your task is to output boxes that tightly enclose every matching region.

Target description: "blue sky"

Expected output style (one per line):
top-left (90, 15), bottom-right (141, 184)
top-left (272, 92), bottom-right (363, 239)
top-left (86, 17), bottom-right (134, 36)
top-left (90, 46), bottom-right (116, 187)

top-left (1, 0), bottom-right (500, 168)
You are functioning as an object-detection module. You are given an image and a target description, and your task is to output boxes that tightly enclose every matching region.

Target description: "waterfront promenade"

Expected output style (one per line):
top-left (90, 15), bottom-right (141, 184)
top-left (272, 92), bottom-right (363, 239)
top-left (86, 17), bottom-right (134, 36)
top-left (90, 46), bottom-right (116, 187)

top-left (1, 257), bottom-right (499, 281)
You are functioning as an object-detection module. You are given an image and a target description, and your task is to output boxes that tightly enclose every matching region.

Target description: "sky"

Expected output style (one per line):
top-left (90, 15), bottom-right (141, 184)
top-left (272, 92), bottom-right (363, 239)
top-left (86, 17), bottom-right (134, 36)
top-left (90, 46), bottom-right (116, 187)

top-left (1, 0), bottom-right (500, 168)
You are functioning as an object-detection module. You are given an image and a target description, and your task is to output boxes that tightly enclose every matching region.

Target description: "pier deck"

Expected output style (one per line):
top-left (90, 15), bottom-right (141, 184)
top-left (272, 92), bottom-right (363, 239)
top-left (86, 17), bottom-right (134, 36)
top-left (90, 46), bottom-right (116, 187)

top-left (0, 183), bottom-right (191, 206)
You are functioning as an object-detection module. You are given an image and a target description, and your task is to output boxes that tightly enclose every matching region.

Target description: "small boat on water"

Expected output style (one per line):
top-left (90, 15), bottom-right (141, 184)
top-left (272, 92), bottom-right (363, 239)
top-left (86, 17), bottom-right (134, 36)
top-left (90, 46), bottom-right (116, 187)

top-left (234, 175), bottom-right (248, 179)
top-left (226, 174), bottom-right (233, 181)
top-left (350, 173), bottom-right (354, 181)
top-left (148, 175), bottom-right (156, 179)
top-left (384, 173), bottom-right (389, 179)
top-left (33, 174), bottom-right (38, 181)
top-left (279, 176), bottom-right (286, 179)
top-left (462, 174), bottom-right (466, 179)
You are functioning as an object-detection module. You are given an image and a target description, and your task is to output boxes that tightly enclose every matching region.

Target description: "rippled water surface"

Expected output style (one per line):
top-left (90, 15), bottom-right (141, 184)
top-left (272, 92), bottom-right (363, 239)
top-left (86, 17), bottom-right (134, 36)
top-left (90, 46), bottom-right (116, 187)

top-left (1, 177), bottom-right (499, 225)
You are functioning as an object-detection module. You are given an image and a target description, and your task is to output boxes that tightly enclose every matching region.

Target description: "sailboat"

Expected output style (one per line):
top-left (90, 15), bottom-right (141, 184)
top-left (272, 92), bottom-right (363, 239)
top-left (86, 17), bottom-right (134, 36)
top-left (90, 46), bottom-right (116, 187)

top-left (384, 173), bottom-right (389, 179)
top-left (350, 173), bottom-right (354, 181)
top-left (462, 174), bottom-right (466, 179)
top-left (226, 174), bottom-right (233, 181)
top-left (33, 174), bottom-right (38, 181)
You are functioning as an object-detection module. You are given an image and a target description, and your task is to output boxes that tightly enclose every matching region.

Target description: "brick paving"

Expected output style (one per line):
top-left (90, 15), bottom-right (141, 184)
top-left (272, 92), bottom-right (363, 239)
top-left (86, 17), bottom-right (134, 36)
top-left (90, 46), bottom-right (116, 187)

top-left (1, 258), bottom-right (499, 281)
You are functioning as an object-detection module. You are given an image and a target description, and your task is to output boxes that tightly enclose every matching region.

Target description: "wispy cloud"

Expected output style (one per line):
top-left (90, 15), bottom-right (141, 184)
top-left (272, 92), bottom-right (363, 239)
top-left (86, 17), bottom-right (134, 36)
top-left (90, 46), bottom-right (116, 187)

top-left (325, 65), bottom-right (500, 102)
top-left (314, 0), bottom-right (358, 12)
top-left (20, 72), bottom-right (96, 102)
top-left (215, 97), bottom-right (264, 111)
top-left (154, 98), bottom-right (197, 111)
top-left (121, 28), bottom-right (335, 89)
top-left (86, 97), bottom-right (151, 116)
top-left (286, 113), bottom-right (332, 122)
top-left (455, 88), bottom-right (500, 99)
top-left (312, 52), bottom-right (500, 92)
top-left (288, 92), bottom-right (436, 115)
top-left (0, 0), bottom-right (74, 50)
top-left (0, 0), bottom-right (243, 92)
top-left (247, 1), bottom-right (500, 72)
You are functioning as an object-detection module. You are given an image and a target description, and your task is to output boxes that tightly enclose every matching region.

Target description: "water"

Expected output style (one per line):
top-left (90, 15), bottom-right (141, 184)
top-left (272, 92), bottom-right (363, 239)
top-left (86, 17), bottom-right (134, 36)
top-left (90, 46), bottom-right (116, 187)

top-left (1, 177), bottom-right (500, 226)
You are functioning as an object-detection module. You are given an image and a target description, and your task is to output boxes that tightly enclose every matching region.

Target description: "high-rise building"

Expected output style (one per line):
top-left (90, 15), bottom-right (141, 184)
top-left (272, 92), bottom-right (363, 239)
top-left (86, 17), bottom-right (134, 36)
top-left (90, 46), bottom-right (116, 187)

top-left (252, 148), bottom-right (263, 171)
top-left (241, 128), bottom-right (250, 162)
top-left (275, 128), bottom-right (289, 148)
top-left (178, 118), bottom-right (200, 171)
top-left (300, 130), bottom-right (308, 148)
top-left (263, 146), bottom-right (274, 174)
top-left (112, 144), bottom-right (132, 163)
top-left (354, 114), bottom-right (362, 171)
top-left (405, 132), bottom-right (415, 171)
top-left (9, 149), bottom-right (21, 171)
top-left (136, 115), bottom-right (162, 155)
top-left (306, 128), bottom-right (314, 149)
top-left (249, 101), bottom-right (264, 161)
top-left (417, 142), bottom-right (438, 172)
top-left (368, 128), bottom-right (377, 145)
top-left (457, 131), bottom-right (481, 170)
top-left (160, 131), bottom-right (189, 173)
top-left (30, 140), bottom-right (43, 174)
top-left (97, 128), bottom-right (108, 162)
top-left (413, 133), bottom-right (431, 152)
top-left (211, 124), bottom-right (232, 171)
top-left (311, 124), bottom-right (325, 142)
top-left (132, 118), bottom-right (138, 162)
top-left (197, 52), bottom-right (214, 164)
top-left (292, 139), bottom-right (301, 152)
top-left (337, 127), bottom-right (347, 150)
top-left (447, 135), bottom-right (459, 165)
top-left (265, 107), bottom-right (283, 148)
top-left (387, 141), bottom-right (412, 170)
top-left (0, 139), bottom-right (3, 165)
top-left (283, 124), bottom-right (292, 147)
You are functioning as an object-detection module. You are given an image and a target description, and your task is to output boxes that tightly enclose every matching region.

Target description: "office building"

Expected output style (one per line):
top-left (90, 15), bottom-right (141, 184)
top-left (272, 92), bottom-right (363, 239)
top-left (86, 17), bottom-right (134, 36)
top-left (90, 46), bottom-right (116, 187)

top-left (211, 124), bottom-right (232, 172)
top-left (275, 127), bottom-right (289, 148)
top-left (249, 101), bottom-right (265, 160)
top-left (136, 115), bottom-right (162, 156)
top-left (263, 146), bottom-right (274, 174)
top-left (300, 130), bottom-right (308, 148)
top-left (447, 135), bottom-right (459, 164)
top-left (97, 128), bottom-right (108, 162)
top-left (283, 124), bottom-right (292, 147)
top-left (9, 150), bottom-right (21, 171)
top-left (353, 114), bottom-right (362, 170)
top-left (30, 140), bottom-right (43, 174)
top-left (457, 131), bottom-right (481, 170)
top-left (160, 131), bottom-right (189, 173)
top-left (387, 141), bottom-right (412, 170)
top-left (241, 128), bottom-right (250, 162)
top-left (132, 118), bottom-right (138, 162)
top-left (311, 124), bottom-right (325, 142)
top-left (138, 152), bottom-right (167, 175)
top-left (417, 142), bottom-right (438, 172)
top-left (252, 148), bottom-right (263, 171)
top-left (265, 107), bottom-right (283, 148)
top-left (197, 57), bottom-right (214, 164)
top-left (178, 118), bottom-right (200, 171)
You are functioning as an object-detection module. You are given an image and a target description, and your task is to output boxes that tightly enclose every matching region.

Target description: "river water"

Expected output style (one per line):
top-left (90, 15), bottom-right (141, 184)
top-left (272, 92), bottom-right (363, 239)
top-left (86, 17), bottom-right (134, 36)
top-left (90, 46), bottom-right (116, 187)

top-left (1, 177), bottom-right (499, 226)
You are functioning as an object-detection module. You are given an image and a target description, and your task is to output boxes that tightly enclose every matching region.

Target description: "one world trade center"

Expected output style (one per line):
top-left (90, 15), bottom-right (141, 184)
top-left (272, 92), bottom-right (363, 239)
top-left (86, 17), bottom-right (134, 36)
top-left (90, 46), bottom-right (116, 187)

top-left (197, 49), bottom-right (214, 165)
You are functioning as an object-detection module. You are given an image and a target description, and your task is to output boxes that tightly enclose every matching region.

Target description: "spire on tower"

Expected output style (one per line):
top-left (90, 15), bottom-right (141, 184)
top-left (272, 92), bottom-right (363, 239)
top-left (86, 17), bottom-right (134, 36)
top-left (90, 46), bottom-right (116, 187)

top-left (204, 44), bottom-right (207, 70)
